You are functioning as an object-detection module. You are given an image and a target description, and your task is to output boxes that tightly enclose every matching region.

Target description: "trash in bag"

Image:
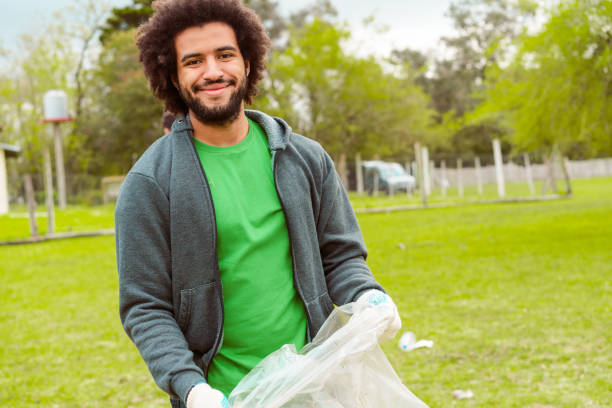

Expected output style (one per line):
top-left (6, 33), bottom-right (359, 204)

top-left (228, 301), bottom-right (429, 408)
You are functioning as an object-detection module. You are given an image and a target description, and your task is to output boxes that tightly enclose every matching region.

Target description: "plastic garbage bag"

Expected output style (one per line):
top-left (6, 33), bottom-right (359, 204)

top-left (228, 302), bottom-right (429, 408)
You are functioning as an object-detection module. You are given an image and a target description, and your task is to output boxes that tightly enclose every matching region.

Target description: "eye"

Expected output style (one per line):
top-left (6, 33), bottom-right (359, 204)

top-left (185, 59), bottom-right (200, 66)
top-left (219, 53), bottom-right (234, 60)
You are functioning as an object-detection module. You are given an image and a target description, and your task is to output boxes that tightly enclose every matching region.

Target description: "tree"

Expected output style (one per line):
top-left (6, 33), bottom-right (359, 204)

top-left (83, 29), bottom-right (163, 176)
top-left (436, 0), bottom-right (537, 116)
top-left (253, 19), bottom-right (436, 185)
top-left (473, 0), bottom-right (612, 158)
top-left (63, 0), bottom-right (114, 121)
top-left (91, 0), bottom-right (342, 175)
top-left (243, 0), bottom-right (287, 47)
top-left (390, 48), bottom-right (429, 90)
top-left (391, 0), bottom-right (537, 159)
top-left (100, 0), bottom-right (288, 46)
top-left (99, 0), bottom-right (153, 44)
top-left (288, 0), bottom-right (338, 29)
top-left (0, 23), bottom-right (76, 181)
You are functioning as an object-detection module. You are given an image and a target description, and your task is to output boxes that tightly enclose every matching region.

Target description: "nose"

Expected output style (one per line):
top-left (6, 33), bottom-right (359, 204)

top-left (202, 57), bottom-right (223, 81)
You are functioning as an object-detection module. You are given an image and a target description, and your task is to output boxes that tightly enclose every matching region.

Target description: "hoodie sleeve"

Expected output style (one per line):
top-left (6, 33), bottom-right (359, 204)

top-left (315, 151), bottom-right (385, 305)
top-left (115, 172), bottom-right (205, 402)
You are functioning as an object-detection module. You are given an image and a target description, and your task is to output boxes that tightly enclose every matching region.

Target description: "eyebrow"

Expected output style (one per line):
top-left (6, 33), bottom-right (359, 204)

top-left (180, 46), bottom-right (239, 63)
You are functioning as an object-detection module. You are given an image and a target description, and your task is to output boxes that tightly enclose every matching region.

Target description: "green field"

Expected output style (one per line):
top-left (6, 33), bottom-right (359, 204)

top-left (0, 205), bottom-right (115, 242)
top-left (1, 177), bottom-right (611, 407)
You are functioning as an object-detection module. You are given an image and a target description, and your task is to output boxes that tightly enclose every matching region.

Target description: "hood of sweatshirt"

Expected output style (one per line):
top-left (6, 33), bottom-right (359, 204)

top-left (170, 109), bottom-right (292, 152)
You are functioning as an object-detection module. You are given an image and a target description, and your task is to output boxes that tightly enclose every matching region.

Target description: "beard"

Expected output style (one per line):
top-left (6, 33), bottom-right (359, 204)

top-left (179, 75), bottom-right (248, 126)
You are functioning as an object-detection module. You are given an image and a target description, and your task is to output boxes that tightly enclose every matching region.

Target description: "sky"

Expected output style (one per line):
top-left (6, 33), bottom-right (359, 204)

top-left (0, 0), bottom-right (456, 56)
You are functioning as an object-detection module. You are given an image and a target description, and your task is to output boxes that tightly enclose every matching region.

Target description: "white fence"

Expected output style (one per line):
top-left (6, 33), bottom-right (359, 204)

top-left (434, 157), bottom-right (612, 187)
top-left (566, 158), bottom-right (612, 179)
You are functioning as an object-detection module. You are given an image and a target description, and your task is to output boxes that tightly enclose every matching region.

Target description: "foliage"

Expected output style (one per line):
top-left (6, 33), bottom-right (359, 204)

top-left (84, 29), bottom-right (164, 176)
top-left (243, 0), bottom-right (287, 47)
top-left (0, 1), bottom-right (115, 196)
top-left (473, 0), bottom-right (612, 158)
top-left (255, 19), bottom-right (436, 163)
top-left (287, 0), bottom-right (338, 29)
top-left (392, 0), bottom-right (537, 158)
top-left (99, 0), bottom-right (153, 44)
top-left (99, 0), bottom-right (289, 47)
top-left (2, 0), bottom-right (609, 198)
top-left (436, 0), bottom-right (537, 116)
top-left (1, 177), bottom-right (611, 406)
top-left (0, 23), bottom-right (76, 176)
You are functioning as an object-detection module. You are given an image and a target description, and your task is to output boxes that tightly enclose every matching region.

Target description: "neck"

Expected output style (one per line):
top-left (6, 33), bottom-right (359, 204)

top-left (190, 107), bottom-right (249, 147)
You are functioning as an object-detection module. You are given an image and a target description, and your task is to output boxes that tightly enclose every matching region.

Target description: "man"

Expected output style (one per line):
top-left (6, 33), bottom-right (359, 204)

top-left (115, 1), bottom-right (401, 407)
top-left (162, 111), bottom-right (176, 134)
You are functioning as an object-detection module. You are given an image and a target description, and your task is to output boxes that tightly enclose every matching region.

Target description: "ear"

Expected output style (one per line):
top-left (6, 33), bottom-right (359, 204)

top-left (171, 75), bottom-right (178, 89)
top-left (245, 60), bottom-right (250, 77)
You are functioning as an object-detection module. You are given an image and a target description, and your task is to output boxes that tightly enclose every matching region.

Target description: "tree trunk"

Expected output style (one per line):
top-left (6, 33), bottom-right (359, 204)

top-left (561, 156), bottom-right (572, 196)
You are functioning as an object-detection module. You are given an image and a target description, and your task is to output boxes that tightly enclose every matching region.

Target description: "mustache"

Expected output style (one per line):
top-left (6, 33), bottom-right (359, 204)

top-left (192, 78), bottom-right (237, 92)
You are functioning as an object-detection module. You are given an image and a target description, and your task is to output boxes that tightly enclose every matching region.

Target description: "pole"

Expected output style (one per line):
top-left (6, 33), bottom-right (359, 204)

top-left (421, 146), bottom-right (430, 197)
top-left (53, 122), bottom-right (67, 209)
top-left (43, 146), bottom-right (55, 234)
top-left (414, 143), bottom-right (427, 206)
top-left (440, 160), bottom-right (447, 198)
top-left (355, 152), bottom-right (363, 196)
top-left (24, 174), bottom-right (38, 237)
top-left (405, 162), bottom-right (412, 195)
top-left (429, 160), bottom-right (435, 192)
top-left (457, 158), bottom-right (464, 198)
top-left (492, 138), bottom-right (506, 198)
top-left (0, 149), bottom-right (7, 214)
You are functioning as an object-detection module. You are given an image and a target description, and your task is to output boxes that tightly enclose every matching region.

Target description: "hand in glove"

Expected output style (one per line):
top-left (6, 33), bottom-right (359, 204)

top-left (356, 289), bottom-right (402, 342)
top-left (186, 383), bottom-right (230, 408)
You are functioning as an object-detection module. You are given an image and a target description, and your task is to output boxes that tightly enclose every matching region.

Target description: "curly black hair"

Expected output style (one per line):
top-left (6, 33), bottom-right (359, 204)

top-left (136, 0), bottom-right (271, 114)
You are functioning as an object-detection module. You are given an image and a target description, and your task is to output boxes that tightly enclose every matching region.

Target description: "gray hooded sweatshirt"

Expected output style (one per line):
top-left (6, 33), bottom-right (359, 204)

top-left (115, 110), bottom-right (383, 405)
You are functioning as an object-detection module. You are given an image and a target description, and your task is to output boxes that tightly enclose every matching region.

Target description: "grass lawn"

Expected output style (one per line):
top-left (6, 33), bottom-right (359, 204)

top-left (0, 205), bottom-right (115, 242)
top-left (1, 177), bottom-right (611, 407)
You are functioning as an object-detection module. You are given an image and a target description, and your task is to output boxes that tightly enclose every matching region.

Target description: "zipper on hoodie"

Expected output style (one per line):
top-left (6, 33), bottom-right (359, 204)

top-left (186, 133), bottom-right (225, 379)
top-left (272, 149), bottom-right (313, 342)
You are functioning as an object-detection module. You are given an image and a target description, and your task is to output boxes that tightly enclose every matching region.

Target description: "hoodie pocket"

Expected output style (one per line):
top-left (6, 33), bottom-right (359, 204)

top-left (177, 282), bottom-right (222, 352)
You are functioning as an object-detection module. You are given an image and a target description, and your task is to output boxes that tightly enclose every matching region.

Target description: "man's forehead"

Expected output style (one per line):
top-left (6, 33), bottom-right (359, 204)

top-left (174, 21), bottom-right (239, 52)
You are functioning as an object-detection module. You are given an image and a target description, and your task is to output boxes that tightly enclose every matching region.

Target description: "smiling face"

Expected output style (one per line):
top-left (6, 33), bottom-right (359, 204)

top-left (173, 22), bottom-right (250, 126)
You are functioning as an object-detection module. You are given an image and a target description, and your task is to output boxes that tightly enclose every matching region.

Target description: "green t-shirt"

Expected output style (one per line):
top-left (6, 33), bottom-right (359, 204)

top-left (193, 118), bottom-right (308, 396)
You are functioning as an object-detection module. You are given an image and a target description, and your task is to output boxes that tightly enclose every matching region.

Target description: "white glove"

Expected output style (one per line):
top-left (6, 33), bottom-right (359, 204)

top-left (356, 289), bottom-right (402, 342)
top-left (186, 382), bottom-right (230, 408)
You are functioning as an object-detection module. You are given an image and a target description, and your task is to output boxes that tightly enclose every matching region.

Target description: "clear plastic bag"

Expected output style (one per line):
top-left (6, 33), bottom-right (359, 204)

top-left (228, 302), bottom-right (429, 408)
